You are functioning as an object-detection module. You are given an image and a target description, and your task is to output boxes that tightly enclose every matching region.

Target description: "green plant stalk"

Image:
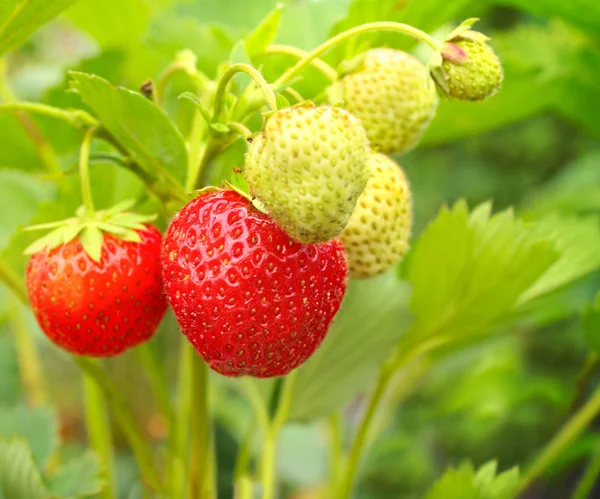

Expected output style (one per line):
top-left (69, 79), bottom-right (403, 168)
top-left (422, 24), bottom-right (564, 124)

top-left (0, 59), bottom-right (61, 175)
top-left (236, 475), bottom-right (254, 499)
top-left (83, 364), bottom-right (116, 499)
top-left (263, 44), bottom-right (338, 82)
top-left (572, 440), bottom-right (600, 499)
top-left (329, 412), bottom-right (344, 493)
top-left (79, 127), bottom-right (97, 218)
top-left (261, 372), bottom-right (297, 499)
top-left (74, 357), bottom-right (164, 493)
top-left (568, 353), bottom-right (600, 415)
top-left (272, 22), bottom-right (442, 90)
top-left (212, 63), bottom-right (278, 122)
top-left (191, 136), bottom-right (223, 190)
top-left (235, 418), bottom-right (257, 482)
top-left (520, 383), bottom-right (600, 493)
top-left (0, 256), bottom-right (28, 304)
top-left (7, 298), bottom-right (47, 406)
top-left (189, 353), bottom-right (210, 498)
top-left (135, 344), bottom-right (174, 425)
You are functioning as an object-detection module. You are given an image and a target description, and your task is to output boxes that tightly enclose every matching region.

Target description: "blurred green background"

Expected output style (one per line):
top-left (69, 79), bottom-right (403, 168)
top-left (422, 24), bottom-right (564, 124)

top-left (1, 0), bottom-right (600, 498)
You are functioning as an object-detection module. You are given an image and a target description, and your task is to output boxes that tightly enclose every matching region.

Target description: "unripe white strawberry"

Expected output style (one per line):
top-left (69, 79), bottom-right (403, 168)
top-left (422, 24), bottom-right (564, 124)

top-left (340, 153), bottom-right (412, 279)
top-left (328, 49), bottom-right (438, 154)
top-left (439, 35), bottom-right (503, 101)
top-left (244, 105), bottom-right (371, 243)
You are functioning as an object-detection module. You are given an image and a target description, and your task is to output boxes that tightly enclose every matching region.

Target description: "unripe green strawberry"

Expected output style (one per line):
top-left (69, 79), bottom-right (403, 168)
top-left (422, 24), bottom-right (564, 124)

top-left (328, 49), bottom-right (438, 154)
top-left (441, 38), bottom-right (503, 101)
top-left (340, 153), bottom-right (412, 279)
top-left (244, 105), bottom-right (370, 244)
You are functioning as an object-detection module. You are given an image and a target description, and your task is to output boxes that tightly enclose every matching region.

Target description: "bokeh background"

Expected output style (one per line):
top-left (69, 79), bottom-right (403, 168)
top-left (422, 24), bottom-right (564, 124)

top-left (1, 0), bottom-right (600, 498)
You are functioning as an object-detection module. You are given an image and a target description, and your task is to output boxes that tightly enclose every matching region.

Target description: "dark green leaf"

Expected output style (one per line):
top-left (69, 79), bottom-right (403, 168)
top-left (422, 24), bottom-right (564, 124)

top-left (288, 272), bottom-right (412, 421)
top-left (0, 406), bottom-right (57, 468)
top-left (70, 72), bottom-right (188, 186)
top-left (245, 3), bottom-right (283, 58)
top-left (46, 453), bottom-right (104, 499)
top-left (0, 0), bottom-right (82, 55)
top-left (0, 334), bottom-right (20, 408)
top-left (0, 438), bottom-right (48, 499)
top-left (582, 293), bottom-right (600, 355)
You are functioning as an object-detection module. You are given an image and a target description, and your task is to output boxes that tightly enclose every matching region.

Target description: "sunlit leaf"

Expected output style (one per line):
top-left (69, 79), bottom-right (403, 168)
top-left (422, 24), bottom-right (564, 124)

top-left (245, 3), bottom-right (283, 58)
top-left (46, 453), bottom-right (105, 499)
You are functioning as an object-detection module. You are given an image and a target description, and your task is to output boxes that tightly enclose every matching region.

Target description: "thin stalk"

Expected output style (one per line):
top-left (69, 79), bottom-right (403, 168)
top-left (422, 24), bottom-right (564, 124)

top-left (520, 383), bottom-right (600, 493)
top-left (83, 365), bottom-right (116, 499)
top-left (0, 101), bottom-right (97, 129)
top-left (261, 372), bottom-right (297, 499)
top-left (236, 475), bottom-right (254, 499)
top-left (263, 44), bottom-right (338, 81)
top-left (571, 441), bottom-right (600, 499)
top-left (212, 63), bottom-right (277, 122)
top-left (7, 299), bottom-right (47, 406)
top-left (170, 340), bottom-right (195, 498)
top-left (192, 136), bottom-right (223, 190)
top-left (273, 22), bottom-right (442, 90)
top-left (73, 357), bottom-right (164, 493)
top-left (0, 59), bottom-right (61, 174)
top-left (156, 61), bottom-right (213, 108)
top-left (135, 344), bottom-right (174, 425)
top-left (235, 419), bottom-right (257, 482)
top-left (568, 353), bottom-right (600, 415)
top-left (328, 412), bottom-right (344, 493)
top-left (189, 353), bottom-right (210, 498)
top-left (79, 127), bottom-right (97, 218)
top-left (0, 256), bottom-right (28, 303)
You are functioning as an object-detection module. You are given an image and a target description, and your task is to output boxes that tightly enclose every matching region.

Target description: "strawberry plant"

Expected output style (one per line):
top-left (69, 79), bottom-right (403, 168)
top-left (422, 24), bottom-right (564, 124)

top-left (1, 1), bottom-right (600, 499)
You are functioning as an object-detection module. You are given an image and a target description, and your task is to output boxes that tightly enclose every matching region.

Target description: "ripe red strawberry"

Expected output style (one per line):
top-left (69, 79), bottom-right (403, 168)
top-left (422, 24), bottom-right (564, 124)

top-left (26, 226), bottom-right (167, 357)
top-left (161, 189), bottom-right (348, 378)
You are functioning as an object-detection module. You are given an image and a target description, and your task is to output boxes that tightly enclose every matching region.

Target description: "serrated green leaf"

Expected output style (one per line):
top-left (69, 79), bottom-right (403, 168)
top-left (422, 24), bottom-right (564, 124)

top-left (0, 438), bottom-right (48, 499)
top-left (0, 406), bottom-right (58, 468)
top-left (406, 201), bottom-right (559, 343)
top-left (517, 216), bottom-right (600, 304)
top-left (582, 293), bottom-right (600, 355)
top-left (425, 460), bottom-right (520, 499)
top-left (69, 72), bottom-right (188, 186)
top-left (287, 272), bottom-right (411, 421)
top-left (245, 3), bottom-right (284, 58)
top-left (179, 92), bottom-right (212, 125)
top-left (0, 0), bottom-right (81, 55)
top-left (79, 226), bottom-right (104, 262)
top-left (46, 452), bottom-right (104, 499)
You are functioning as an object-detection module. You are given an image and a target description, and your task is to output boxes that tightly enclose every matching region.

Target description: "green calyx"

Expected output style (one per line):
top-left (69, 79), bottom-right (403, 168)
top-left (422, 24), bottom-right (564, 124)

top-left (24, 200), bottom-right (156, 262)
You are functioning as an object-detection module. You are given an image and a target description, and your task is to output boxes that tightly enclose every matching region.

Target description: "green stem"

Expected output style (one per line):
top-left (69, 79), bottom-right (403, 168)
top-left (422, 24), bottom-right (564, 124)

top-left (261, 372), bottom-right (297, 499)
top-left (242, 379), bottom-right (270, 436)
top-left (520, 383), bottom-right (600, 493)
top-left (189, 353), bottom-right (210, 498)
top-left (568, 353), bottom-right (600, 415)
top-left (155, 55), bottom-right (213, 108)
top-left (571, 441), bottom-right (600, 499)
top-left (79, 127), bottom-right (97, 218)
top-left (263, 44), bottom-right (338, 82)
top-left (236, 475), bottom-right (254, 499)
top-left (0, 101), bottom-right (97, 129)
top-left (212, 63), bottom-right (277, 122)
top-left (73, 357), bottom-right (164, 493)
top-left (83, 364), bottom-right (116, 499)
top-left (0, 60), bottom-right (61, 175)
top-left (0, 255), bottom-right (28, 304)
top-left (7, 299), bottom-right (47, 407)
top-left (329, 412), bottom-right (344, 493)
top-left (192, 137), bottom-right (223, 190)
top-left (170, 340), bottom-right (195, 497)
top-left (235, 418), bottom-right (257, 482)
top-left (135, 344), bottom-right (174, 425)
top-left (273, 22), bottom-right (442, 90)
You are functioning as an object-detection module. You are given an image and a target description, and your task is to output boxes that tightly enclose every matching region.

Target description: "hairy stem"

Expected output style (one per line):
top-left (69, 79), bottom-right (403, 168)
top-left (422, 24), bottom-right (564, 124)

top-left (520, 383), bottom-right (600, 493)
top-left (79, 127), bottom-right (97, 218)
top-left (273, 22), bottom-right (442, 90)
top-left (83, 365), bottom-right (116, 499)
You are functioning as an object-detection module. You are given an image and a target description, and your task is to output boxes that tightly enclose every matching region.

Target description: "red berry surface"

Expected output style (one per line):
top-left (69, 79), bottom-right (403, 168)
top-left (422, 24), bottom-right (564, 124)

top-left (26, 226), bottom-right (167, 357)
top-left (161, 190), bottom-right (348, 378)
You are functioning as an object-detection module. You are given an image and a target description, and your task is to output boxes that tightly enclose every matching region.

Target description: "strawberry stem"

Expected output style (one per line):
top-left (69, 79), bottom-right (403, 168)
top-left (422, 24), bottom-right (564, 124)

top-left (82, 366), bottom-right (117, 499)
top-left (273, 22), bottom-right (444, 90)
top-left (79, 127), bottom-right (98, 219)
top-left (263, 44), bottom-right (338, 82)
top-left (212, 63), bottom-right (278, 122)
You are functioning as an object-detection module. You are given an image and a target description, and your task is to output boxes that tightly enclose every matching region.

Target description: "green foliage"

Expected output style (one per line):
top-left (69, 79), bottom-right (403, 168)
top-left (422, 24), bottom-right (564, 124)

top-left (288, 272), bottom-right (411, 420)
top-left (0, 406), bottom-right (58, 467)
top-left (69, 72), bottom-right (188, 186)
top-left (582, 292), bottom-right (600, 355)
top-left (0, 438), bottom-right (48, 499)
top-left (46, 453), bottom-right (104, 499)
top-left (406, 201), bottom-right (559, 342)
top-left (0, 334), bottom-right (20, 407)
top-left (0, 0), bottom-right (81, 55)
top-left (244, 4), bottom-right (283, 59)
top-left (424, 461), bottom-right (520, 499)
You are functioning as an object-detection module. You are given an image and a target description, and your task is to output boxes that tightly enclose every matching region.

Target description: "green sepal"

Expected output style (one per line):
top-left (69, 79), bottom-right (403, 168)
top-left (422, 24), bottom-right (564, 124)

top-left (275, 93), bottom-right (290, 110)
top-left (457, 30), bottom-right (491, 43)
top-left (23, 200), bottom-right (157, 260)
top-left (222, 180), bottom-right (253, 203)
top-left (337, 52), bottom-right (367, 78)
top-left (444, 17), bottom-right (480, 43)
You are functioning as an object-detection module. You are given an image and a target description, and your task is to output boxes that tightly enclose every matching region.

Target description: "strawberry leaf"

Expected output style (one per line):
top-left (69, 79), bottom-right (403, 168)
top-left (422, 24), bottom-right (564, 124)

top-left (0, 438), bottom-right (48, 499)
top-left (245, 3), bottom-right (284, 58)
top-left (46, 453), bottom-right (104, 499)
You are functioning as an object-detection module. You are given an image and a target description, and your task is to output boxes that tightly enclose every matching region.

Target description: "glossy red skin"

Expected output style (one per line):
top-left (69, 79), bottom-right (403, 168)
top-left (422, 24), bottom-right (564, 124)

top-left (162, 190), bottom-right (348, 378)
top-left (26, 226), bottom-right (167, 357)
